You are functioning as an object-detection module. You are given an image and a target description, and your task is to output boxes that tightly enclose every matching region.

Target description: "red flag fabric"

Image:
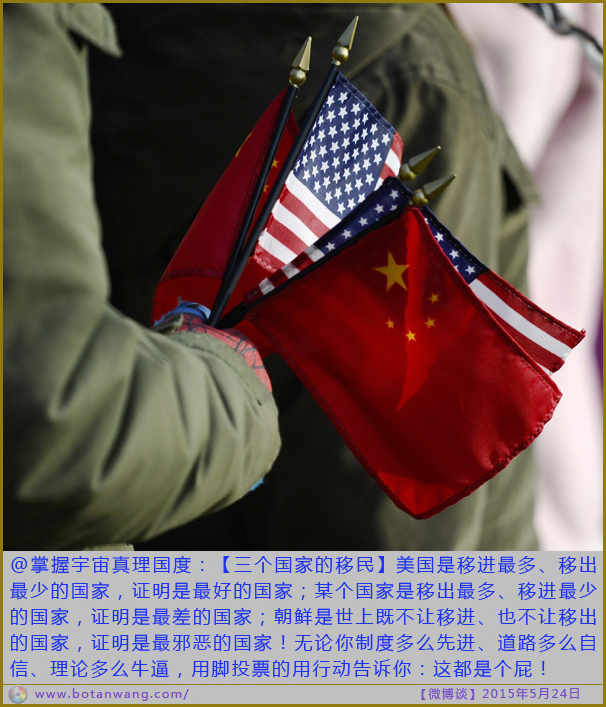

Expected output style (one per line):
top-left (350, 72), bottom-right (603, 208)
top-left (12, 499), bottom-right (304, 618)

top-left (241, 206), bottom-right (568, 519)
top-left (152, 90), bottom-right (298, 325)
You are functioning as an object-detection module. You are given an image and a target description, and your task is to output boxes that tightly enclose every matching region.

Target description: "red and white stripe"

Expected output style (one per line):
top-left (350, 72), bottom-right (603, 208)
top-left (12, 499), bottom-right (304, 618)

top-left (472, 271), bottom-right (584, 373)
top-left (248, 242), bottom-right (326, 303)
top-left (253, 176), bottom-right (339, 273)
top-left (379, 132), bottom-right (404, 186)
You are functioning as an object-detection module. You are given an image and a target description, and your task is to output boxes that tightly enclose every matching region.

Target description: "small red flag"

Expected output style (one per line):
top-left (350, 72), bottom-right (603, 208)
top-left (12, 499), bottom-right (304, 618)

top-left (241, 206), bottom-right (569, 519)
top-left (152, 90), bottom-right (297, 326)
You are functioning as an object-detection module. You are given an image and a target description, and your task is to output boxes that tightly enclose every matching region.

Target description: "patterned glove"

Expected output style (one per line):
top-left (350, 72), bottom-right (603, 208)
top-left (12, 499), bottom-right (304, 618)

top-left (153, 302), bottom-right (272, 392)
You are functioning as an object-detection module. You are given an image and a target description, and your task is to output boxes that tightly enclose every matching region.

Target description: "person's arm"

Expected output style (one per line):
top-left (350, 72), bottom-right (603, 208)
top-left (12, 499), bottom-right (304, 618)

top-left (3, 3), bottom-right (280, 550)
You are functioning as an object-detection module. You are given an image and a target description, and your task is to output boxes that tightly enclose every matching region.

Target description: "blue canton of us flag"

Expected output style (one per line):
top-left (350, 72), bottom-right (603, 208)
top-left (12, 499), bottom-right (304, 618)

top-left (423, 215), bottom-right (488, 285)
top-left (253, 72), bottom-right (403, 274)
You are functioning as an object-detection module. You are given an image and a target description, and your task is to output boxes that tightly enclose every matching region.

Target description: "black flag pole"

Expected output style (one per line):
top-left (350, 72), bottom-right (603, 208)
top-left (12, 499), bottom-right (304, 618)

top-left (207, 37), bottom-right (312, 327)
top-left (228, 36), bottom-right (312, 270)
top-left (210, 16), bottom-right (359, 327)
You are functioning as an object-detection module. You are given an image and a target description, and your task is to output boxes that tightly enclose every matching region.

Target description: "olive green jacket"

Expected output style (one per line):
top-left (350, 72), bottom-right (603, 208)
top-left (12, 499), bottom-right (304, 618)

top-left (89, 4), bottom-right (539, 550)
top-left (3, 3), bottom-right (280, 550)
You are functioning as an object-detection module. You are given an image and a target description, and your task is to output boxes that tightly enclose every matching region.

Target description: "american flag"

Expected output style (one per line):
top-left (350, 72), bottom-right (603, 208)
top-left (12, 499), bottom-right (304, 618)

top-left (248, 180), bottom-right (404, 300)
top-left (252, 72), bottom-right (403, 274)
top-left (247, 178), bottom-right (584, 374)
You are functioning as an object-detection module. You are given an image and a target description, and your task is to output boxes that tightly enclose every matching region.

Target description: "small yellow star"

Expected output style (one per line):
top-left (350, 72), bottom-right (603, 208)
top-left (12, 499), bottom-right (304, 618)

top-left (425, 317), bottom-right (436, 329)
top-left (374, 251), bottom-right (408, 291)
top-left (272, 159), bottom-right (280, 169)
top-left (263, 184), bottom-right (269, 193)
top-left (429, 293), bottom-right (439, 304)
top-left (406, 330), bottom-right (416, 342)
top-left (386, 319), bottom-right (395, 329)
top-left (235, 132), bottom-right (252, 158)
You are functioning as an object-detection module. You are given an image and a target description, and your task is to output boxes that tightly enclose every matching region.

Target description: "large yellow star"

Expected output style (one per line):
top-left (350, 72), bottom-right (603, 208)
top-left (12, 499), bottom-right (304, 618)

top-left (374, 251), bottom-right (408, 291)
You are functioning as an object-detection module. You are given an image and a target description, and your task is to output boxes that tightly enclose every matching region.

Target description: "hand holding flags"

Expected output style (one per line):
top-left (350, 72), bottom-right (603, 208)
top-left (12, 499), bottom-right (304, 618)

top-left (152, 19), bottom-right (585, 519)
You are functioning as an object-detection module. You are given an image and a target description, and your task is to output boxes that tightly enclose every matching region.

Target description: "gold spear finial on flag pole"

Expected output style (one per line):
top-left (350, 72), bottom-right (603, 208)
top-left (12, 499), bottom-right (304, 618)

top-left (399, 146), bottom-right (442, 182)
top-left (289, 36), bottom-right (312, 86)
top-left (409, 174), bottom-right (456, 207)
top-left (332, 16), bottom-right (358, 64)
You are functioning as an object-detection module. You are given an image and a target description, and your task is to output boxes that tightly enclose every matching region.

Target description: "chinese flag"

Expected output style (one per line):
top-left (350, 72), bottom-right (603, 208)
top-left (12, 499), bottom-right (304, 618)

top-left (242, 207), bottom-right (563, 518)
top-left (152, 90), bottom-right (297, 327)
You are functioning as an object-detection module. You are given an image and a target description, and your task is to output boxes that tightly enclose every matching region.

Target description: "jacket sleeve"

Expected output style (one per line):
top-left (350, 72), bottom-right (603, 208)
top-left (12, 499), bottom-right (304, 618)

top-left (3, 3), bottom-right (281, 550)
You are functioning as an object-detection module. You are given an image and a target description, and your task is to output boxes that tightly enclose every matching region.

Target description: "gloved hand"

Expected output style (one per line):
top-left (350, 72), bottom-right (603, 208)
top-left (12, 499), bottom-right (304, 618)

top-left (153, 301), bottom-right (272, 391)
